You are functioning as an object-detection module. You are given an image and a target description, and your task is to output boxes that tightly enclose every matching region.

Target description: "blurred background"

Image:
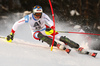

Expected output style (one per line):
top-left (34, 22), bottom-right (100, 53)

top-left (0, 0), bottom-right (100, 33)
top-left (0, 0), bottom-right (100, 50)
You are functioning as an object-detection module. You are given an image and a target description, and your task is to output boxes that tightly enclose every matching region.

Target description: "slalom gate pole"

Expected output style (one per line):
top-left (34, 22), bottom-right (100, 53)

top-left (58, 31), bottom-right (100, 36)
top-left (48, 0), bottom-right (55, 51)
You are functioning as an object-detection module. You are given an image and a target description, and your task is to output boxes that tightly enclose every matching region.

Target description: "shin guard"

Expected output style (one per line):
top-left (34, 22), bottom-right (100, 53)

top-left (60, 36), bottom-right (79, 49)
top-left (37, 32), bottom-right (57, 46)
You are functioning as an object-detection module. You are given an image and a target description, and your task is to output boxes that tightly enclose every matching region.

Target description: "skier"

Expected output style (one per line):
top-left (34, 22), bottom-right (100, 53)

top-left (6, 5), bottom-right (97, 57)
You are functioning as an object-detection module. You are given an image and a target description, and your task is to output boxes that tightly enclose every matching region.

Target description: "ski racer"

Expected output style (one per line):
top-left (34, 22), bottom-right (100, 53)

top-left (6, 5), bottom-right (97, 57)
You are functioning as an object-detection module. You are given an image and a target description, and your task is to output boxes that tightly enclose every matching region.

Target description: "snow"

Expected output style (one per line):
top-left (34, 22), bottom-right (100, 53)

top-left (0, 38), bottom-right (100, 66)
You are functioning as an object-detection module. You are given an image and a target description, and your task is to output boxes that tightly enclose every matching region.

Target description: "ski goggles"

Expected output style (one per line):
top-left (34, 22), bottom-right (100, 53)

top-left (34, 13), bottom-right (42, 17)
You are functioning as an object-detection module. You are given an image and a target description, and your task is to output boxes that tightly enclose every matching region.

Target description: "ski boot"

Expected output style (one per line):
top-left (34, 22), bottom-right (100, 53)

top-left (57, 44), bottom-right (71, 54)
top-left (77, 47), bottom-right (89, 54)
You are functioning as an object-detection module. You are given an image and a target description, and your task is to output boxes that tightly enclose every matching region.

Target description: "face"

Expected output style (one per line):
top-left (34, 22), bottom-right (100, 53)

top-left (34, 13), bottom-right (42, 20)
top-left (34, 15), bottom-right (41, 20)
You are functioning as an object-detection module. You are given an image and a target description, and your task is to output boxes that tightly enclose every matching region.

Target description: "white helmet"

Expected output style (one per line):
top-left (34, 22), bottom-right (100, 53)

top-left (33, 5), bottom-right (43, 17)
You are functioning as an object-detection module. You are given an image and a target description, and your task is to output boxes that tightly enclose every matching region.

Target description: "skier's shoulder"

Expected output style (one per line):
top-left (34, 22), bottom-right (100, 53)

top-left (42, 13), bottom-right (48, 17)
top-left (42, 13), bottom-right (50, 19)
top-left (24, 13), bottom-right (33, 23)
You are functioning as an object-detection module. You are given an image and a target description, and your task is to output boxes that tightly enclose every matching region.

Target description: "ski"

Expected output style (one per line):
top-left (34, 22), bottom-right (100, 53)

top-left (56, 44), bottom-right (98, 57)
top-left (77, 47), bottom-right (97, 58)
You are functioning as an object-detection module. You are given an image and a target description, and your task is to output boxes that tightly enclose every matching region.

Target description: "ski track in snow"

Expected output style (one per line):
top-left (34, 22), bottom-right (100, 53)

top-left (0, 38), bottom-right (100, 66)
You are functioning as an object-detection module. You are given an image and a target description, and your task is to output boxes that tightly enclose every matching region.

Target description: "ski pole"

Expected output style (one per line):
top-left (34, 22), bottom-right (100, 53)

top-left (0, 36), bottom-right (6, 39)
top-left (57, 31), bottom-right (100, 36)
top-left (0, 36), bottom-right (12, 42)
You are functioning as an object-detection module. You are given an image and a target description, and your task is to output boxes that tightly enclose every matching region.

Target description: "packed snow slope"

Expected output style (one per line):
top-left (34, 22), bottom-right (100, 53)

top-left (0, 38), bottom-right (100, 66)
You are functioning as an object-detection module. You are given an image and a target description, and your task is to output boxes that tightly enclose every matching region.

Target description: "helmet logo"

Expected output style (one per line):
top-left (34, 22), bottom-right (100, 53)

top-left (37, 6), bottom-right (40, 8)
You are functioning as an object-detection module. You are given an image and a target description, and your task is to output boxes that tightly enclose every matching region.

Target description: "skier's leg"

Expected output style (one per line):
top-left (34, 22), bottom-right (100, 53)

top-left (37, 32), bottom-right (71, 53)
top-left (43, 28), bottom-right (97, 56)
top-left (32, 29), bottom-right (71, 53)
top-left (58, 36), bottom-right (90, 54)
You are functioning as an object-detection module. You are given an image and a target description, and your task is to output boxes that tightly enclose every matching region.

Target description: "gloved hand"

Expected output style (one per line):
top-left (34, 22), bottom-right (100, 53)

top-left (45, 26), bottom-right (54, 31)
top-left (45, 28), bottom-right (54, 35)
top-left (6, 33), bottom-right (14, 42)
top-left (46, 28), bottom-right (52, 31)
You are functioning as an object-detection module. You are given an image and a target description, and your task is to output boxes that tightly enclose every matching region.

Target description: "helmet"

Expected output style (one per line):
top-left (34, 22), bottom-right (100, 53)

top-left (33, 5), bottom-right (43, 17)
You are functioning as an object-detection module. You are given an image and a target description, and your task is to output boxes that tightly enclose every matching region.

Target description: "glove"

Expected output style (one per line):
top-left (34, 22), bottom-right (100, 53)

top-left (45, 28), bottom-right (54, 35)
top-left (45, 26), bottom-right (54, 31)
top-left (46, 28), bottom-right (52, 31)
top-left (6, 33), bottom-right (14, 42)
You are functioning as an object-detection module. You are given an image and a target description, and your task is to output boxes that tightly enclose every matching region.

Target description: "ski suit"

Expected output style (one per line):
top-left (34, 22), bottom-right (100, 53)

top-left (11, 13), bottom-right (79, 48)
